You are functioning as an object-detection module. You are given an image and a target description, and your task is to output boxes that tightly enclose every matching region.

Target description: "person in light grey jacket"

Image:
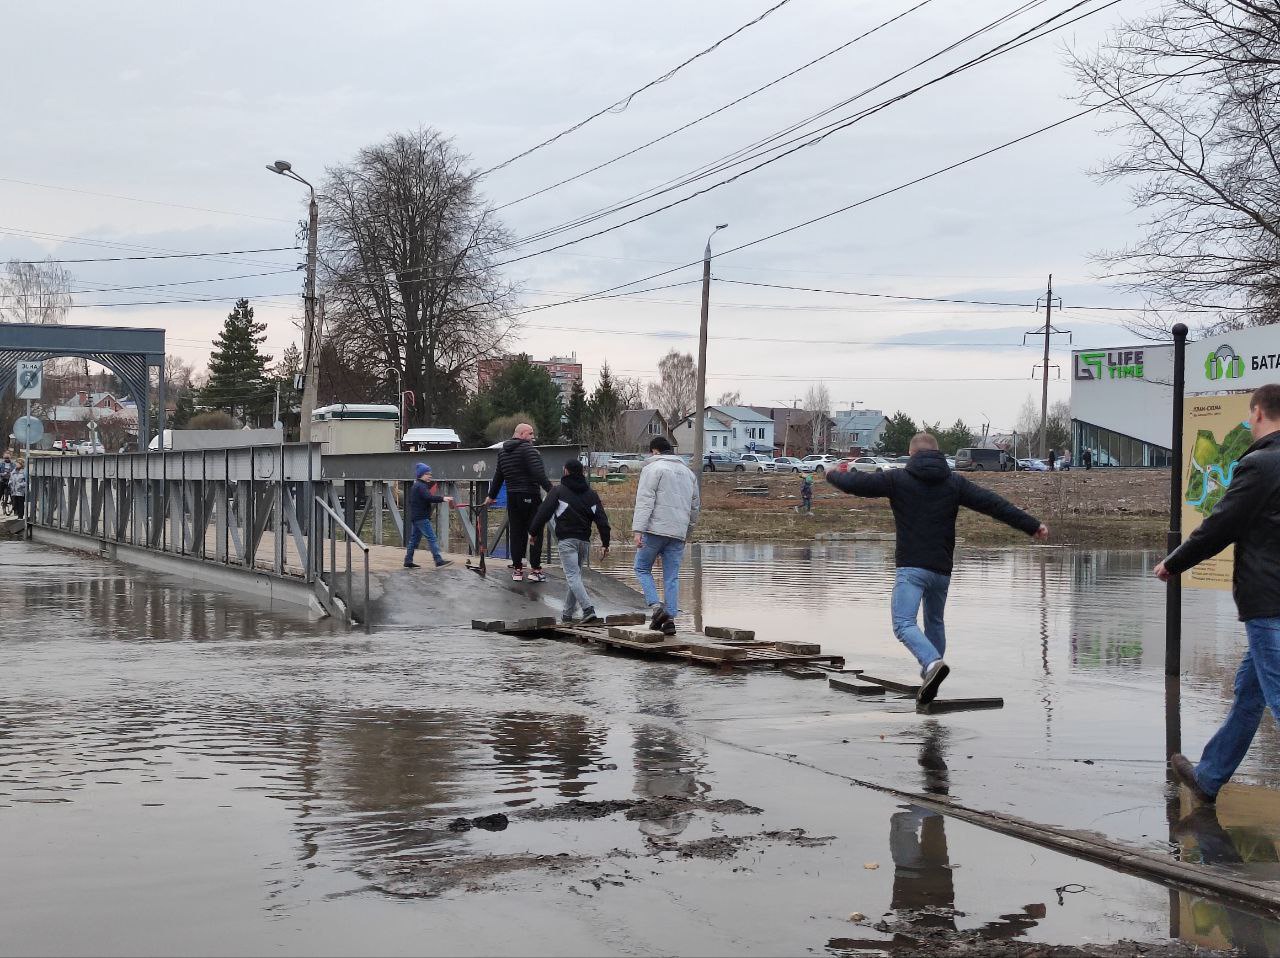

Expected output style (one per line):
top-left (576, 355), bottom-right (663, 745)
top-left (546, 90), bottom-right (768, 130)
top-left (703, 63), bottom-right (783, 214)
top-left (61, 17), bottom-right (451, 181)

top-left (632, 436), bottom-right (700, 635)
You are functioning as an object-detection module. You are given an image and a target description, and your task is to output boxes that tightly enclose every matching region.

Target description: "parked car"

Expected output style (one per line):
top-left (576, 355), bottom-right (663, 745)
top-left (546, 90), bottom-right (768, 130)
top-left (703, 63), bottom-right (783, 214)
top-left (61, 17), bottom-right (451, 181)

top-left (847, 455), bottom-right (895, 473)
top-left (702, 452), bottom-right (738, 472)
top-left (1017, 458), bottom-right (1048, 472)
top-left (771, 456), bottom-right (811, 473)
top-left (736, 453), bottom-right (775, 473)
top-left (945, 456), bottom-right (956, 469)
top-left (890, 456), bottom-right (911, 470)
top-left (955, 447), bottom-right (1012, 471)
top-left (801, 454), bottom-right (842, 474)
top-left (606, 453), bottom-right (645, 473)
top-left (74, 439), bottom-right (104, 455)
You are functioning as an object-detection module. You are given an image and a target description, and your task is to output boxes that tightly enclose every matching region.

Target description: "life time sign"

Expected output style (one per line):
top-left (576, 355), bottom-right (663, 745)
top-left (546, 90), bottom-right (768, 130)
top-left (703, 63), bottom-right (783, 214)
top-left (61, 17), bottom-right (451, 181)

top-left (1188, 326), bottom-right (1280, 393)
top-left (1074, 349), bottom-right (1145, 381)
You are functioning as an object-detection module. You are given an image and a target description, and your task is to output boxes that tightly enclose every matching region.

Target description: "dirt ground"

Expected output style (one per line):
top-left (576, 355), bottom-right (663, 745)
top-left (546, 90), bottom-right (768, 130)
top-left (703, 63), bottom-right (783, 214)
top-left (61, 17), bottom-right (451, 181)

top-left (595, 468), bottom-right (1169, 546)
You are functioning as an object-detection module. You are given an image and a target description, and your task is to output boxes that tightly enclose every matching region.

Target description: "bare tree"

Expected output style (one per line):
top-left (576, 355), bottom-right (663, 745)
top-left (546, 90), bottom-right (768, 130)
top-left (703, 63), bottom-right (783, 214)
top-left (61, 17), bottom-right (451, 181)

top-left (1072, 1), bottom-right (1280, 335)
top-left (319, 128), bottom-right (519, 426)
top-left (716, 390), bottom-right (742, 406)
top-left (646, 350), bottom-right (696, 432)
top-left (0, 259), bottom-right (72, 325)
top-left (615, 375), bottom-right (646, 411)
top-left (804, 382), bottom-right (832, 453)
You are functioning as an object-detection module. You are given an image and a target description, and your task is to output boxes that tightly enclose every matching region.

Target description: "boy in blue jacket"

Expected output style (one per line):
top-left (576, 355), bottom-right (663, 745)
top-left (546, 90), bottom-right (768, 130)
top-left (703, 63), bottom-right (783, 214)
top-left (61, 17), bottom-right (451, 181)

top-left (404, 463), bottom-right (454, 569)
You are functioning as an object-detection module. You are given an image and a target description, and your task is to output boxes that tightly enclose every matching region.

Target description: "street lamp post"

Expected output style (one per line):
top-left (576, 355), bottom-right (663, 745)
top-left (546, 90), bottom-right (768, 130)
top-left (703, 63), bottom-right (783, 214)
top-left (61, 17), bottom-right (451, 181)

top-left (692, 223), bottom-right (728, 485)
top-left (266, 159), bottom-right (320, 443)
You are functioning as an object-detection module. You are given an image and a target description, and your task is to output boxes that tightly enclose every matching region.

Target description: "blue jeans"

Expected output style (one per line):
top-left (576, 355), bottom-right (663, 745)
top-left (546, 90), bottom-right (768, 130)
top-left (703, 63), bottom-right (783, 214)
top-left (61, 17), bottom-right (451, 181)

top-left (891, 567), bottom-right (951, 675)
top-left (1195, 617), bottom-right (1280, 797)
top-left (634, 533), bottom-right (684, 616)
top-left (405, 517), bottom-right (443, 565)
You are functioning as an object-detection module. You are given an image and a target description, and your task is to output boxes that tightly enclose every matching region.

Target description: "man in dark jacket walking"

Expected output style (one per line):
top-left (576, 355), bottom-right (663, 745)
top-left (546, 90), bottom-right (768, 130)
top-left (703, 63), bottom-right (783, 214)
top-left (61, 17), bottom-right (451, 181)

top-left (828, 432), bottom-right (1049, 703)
top-left (1159, 384), bottom-right (1280, 806)
top-left (404, 463), bottom-right (454, 569)
top-left (485, 422), bottom-right (553, 581)
top-left (529, 459), bottom-right (611, 624)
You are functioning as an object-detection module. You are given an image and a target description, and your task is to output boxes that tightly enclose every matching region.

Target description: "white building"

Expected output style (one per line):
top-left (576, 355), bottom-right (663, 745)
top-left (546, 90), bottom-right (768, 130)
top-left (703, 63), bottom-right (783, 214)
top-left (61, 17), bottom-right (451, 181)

top-left (1070, 344), bottom-right (1173, 467)
top-left (671, 405), bottom-right (775, 456)
top-left (670, 415), bottom-right (731, 454)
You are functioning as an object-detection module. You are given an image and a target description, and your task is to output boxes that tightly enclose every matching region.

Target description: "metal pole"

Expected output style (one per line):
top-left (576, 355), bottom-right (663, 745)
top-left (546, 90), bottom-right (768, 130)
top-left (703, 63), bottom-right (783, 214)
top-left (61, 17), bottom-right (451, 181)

top-left (1040, 274), bottom-right (1052, 459)
top-left (1166, 323), bottom-right (1188, 680)
top-left (299, 189), bottom-right (320, 443)
top-left (692, 225), bottom-right (725, 485)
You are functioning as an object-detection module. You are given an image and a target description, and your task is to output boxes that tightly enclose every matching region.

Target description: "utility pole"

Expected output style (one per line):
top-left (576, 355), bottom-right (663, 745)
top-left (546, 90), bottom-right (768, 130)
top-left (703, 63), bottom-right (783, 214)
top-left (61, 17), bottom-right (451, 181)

top-left (692, 223), bottom-right (727, 485)
top-left (1024, 275), bottom-right (1068, 458)
top-left (1040, 274), bottom-right (1053, 458)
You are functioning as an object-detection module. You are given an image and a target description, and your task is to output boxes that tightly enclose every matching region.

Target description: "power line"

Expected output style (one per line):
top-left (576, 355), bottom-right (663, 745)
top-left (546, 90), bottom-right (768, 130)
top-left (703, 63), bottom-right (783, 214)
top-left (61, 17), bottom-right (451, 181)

top-left (481, 0), bottom-right (797, 176)
top-left (10, 247), bottom-right (301, 265)
top-left (510, 61), bottom-right (1203, 322)
top-left (522, 321), bottom-right (1074, 347)
top-left (496, 0), bottom-right (1120, 263)
top-left (0, 176), bottom-right (294, 223)
top-left (494, 0), bottom-right (938, 211)
top-left (718, 278), bottom-right (1038, 308)
top-left (0, 269), bottom-right (298, 300)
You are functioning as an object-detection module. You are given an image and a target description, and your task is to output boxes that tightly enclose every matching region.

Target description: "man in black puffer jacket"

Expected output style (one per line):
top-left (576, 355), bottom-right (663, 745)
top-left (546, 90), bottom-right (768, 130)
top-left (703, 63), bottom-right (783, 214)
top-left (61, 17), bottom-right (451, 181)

top-left (485, 422), bottom-right (553, 582)
top-left (828, 431), bottom-right (1048, 703)
top-left (1160, 384), bottom-right (1280, 807)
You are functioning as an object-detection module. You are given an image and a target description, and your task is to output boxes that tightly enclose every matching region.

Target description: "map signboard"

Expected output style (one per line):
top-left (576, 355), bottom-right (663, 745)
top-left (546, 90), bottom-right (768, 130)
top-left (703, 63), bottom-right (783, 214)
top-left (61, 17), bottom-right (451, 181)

top-left (1181, 393), bottom-right (1254, 590)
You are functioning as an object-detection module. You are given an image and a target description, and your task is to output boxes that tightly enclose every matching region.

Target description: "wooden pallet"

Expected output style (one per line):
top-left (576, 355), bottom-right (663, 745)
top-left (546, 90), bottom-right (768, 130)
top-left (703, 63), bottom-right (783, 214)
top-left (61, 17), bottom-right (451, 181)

top-left (917, 697), bottom-right (1004, 714)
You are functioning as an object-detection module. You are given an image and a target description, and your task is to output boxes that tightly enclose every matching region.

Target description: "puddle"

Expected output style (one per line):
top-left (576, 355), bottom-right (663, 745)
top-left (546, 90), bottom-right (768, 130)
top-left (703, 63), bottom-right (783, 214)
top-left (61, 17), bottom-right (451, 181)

top-left (2, 539), bottom-right (1279, 955)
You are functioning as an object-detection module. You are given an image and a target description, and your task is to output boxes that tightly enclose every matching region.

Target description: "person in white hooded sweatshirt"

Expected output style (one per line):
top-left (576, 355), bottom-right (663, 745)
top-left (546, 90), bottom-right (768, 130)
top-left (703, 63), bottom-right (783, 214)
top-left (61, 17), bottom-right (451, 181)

top-left (632, 435), bottom-right (700, 635)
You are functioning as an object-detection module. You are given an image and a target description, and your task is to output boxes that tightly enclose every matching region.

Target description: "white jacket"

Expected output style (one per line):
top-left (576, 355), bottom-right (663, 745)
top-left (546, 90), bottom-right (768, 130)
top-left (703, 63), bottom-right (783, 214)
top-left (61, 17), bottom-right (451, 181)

top-left (632, 455), bottom-right (700, 541)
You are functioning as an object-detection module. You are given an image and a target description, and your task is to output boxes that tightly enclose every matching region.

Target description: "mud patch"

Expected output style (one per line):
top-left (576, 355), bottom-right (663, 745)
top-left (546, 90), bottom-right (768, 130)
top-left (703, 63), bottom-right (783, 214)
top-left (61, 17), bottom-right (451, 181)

top-left (519, 795), bottom-right (763, 822)
top-left (827, 931), bottom-right (1232, 956)
top-left (652, 827), bottom-right (836, 860)
top-left (363, 853), bottom-right (589, 898)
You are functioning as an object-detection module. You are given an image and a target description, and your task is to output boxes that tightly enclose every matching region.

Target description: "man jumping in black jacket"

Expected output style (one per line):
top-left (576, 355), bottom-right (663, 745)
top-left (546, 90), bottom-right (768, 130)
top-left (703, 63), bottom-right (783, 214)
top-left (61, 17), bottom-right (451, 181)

top-left (828, 432), bottom-right (1049, 703)
top-left (485, 422), bottom-right (553, 582)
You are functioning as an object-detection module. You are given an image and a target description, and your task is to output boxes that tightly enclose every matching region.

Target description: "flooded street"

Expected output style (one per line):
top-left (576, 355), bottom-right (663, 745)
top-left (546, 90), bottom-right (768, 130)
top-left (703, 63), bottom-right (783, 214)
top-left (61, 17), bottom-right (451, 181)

top-left (3, 540), bottom-right (1279, 955)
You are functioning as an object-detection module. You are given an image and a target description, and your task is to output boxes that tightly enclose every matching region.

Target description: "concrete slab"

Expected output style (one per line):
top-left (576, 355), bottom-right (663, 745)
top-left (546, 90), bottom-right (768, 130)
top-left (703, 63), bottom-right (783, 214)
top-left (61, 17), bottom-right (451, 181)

top-left (607, 625), bottom-right (665, 644)
top-left (774, 641), bottom-right (821, 655)
top-left (704, 625), bottom-right (755, 641)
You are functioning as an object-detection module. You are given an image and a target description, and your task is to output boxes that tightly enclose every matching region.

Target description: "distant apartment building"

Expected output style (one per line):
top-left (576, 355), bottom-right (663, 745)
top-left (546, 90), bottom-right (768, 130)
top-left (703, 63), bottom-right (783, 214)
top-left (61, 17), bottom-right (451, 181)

top-left (832, 406), bottom-right (889, 454)
top-left (477, 353), bottom-right (584, 406)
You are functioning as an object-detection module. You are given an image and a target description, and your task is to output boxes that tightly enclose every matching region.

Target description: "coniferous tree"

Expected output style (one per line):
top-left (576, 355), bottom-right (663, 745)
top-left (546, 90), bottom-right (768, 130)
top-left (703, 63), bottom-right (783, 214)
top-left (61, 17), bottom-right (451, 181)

top-left (202, 299), bottom-right (273, 424)
top-left (564, 380), bottom-right (590, 444)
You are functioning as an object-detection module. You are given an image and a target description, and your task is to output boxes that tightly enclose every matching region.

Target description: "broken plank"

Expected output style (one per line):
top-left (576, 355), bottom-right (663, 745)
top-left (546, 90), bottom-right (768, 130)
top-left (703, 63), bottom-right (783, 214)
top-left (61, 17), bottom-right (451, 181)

top-left (603, 612), bottom-right (646, 626)
top-left (774, 641), bottom-right (821, 655)
top-left (683, 642), bottom-right (747, 662)
top-left (917, 697), bottom-right (1004, 715)
top-left (812, 663), bottom-right (863, 674)
top-left (608, 625), bottom-right (666, 644)
top-left (497, 617), bottom-right (556, 633)
top-left (703, 625), bottom-right (755, 641)
top-left (781, 666), bottom-right (826, 680)
top-left (829, 676), bottom-right (885, 695)
top-left (857, 673), bottom-right (921, 695)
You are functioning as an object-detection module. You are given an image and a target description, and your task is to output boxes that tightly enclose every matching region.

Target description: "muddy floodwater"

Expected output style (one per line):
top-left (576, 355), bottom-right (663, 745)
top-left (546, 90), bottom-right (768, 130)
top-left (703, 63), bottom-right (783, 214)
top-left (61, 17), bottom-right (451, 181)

top-left (3, 540), bottom-right (1280, 956)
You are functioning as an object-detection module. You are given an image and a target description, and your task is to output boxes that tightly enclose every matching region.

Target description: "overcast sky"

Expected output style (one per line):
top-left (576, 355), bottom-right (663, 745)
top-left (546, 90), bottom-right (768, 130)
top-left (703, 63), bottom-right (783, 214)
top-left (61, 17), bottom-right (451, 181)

top-left (1, 0), bottom-right (1162, 433)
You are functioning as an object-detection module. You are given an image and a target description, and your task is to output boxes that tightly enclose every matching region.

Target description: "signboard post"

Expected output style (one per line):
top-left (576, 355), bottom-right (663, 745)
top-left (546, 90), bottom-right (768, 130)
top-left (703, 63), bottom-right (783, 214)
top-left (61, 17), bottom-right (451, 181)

top-left (13, 360), bottom-right (44, 469)
top-left (1167, 324), bottom-right (1187, 680)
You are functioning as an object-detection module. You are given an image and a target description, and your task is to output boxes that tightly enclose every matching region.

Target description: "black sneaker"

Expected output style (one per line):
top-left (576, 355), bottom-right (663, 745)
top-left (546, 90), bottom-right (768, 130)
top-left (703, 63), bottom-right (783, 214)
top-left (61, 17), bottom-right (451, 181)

top-left (403, 562), bottom-right (420, 569)
top-left (649, 608), bottom-right (670, 632)
top-left (660, 617), bottom-right (677, 636)
top-left (580, 610), bottom-right (600, 626)
top-left (435, 559), bottom-right (452, 568)
top-left (917, 660), bottom-right (950, 705)
top-left (1171, 753), bottom-right (1216, 805)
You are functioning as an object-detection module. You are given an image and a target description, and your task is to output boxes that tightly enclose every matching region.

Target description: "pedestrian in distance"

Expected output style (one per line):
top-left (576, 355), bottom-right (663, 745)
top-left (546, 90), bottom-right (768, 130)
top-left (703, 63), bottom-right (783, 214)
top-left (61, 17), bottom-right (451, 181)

top-left (485, 423), bottom-right (553, 582)
top-left (0, 451), bottom-right (12, 516)
top-left (827, 432), bottom-right (1049, 704)
top-left (800, 473), bottom-right (814, 514)
top-left (9, 458), bottom-right (26, 521)
top-left (529, 458), bottom-right (611, 625)
top-left (1060, 449), bottom-right (1071, 472)
top-left (633, 435), bottom-right (700, 636)
top-left (1159, 384), bottom-right (1280, 807)
top-left (404, 463), bottom-right (453, 569)
top-left (1047, 447), bottom-right (1057, 472)
top-left (1083, 448), bottom-right (1093, 471)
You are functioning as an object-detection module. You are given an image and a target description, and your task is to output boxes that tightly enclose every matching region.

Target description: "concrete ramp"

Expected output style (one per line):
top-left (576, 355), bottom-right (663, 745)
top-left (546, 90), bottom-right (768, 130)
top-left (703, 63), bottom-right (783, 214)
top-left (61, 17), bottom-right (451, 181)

top-left (371, 562), bottom-right (646, 630)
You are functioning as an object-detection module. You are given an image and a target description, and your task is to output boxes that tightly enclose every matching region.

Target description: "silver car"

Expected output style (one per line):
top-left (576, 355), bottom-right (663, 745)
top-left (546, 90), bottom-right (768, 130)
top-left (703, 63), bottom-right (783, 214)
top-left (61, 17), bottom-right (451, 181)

top-left (736, 453), bottom-right (775, 473)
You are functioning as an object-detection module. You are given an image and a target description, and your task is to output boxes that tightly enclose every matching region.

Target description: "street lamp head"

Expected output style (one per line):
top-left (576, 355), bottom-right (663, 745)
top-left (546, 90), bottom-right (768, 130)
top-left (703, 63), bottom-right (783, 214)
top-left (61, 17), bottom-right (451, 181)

top-left (714, 223), bottom-right (728, 230)
top-left (269, 160), bottom-right (293, 173)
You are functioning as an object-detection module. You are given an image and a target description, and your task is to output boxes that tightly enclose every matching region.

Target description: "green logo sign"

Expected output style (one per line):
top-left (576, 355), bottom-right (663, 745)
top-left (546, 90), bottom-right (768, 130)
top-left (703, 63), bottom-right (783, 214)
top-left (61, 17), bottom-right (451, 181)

top-left (1205, 345), bottom-right (1244, 381)
top-left (1074, 349), bottom-right (1144, 381)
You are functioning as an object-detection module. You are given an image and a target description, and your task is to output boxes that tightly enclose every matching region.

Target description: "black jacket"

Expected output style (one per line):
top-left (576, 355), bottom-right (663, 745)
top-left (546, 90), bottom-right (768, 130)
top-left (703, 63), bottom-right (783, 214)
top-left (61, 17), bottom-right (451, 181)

top-left (826, 449), bottom-right (1041, 574)
top-left (487, 438), bottom-right (552, 501)
top-left (529, 475), bottom-right (611, 547)
top-left (409, 479), bottom-right (446, 521)
top-left (1164, 430), bottom-right (1280, 621)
